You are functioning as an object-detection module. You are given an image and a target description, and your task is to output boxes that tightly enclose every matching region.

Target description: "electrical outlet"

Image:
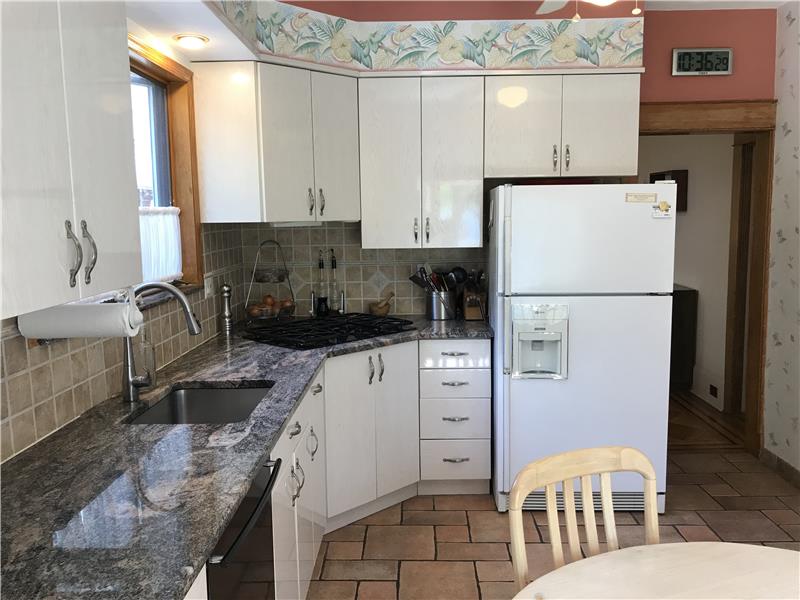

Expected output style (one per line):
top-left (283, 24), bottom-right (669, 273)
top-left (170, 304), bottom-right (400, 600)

top-left (709, 384), bottom-right (718, 398)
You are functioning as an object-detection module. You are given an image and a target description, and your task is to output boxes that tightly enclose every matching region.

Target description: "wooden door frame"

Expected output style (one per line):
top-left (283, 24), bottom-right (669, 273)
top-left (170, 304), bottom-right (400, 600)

top-left (639, 100), bottom-right (775, 453)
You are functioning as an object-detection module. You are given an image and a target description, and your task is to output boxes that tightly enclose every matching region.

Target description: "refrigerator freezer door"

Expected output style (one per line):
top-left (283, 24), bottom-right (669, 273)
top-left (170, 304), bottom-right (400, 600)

top-left (506, 295), bottom-right (671, 495)
top-left (508, 184), bottom-right (676, 295)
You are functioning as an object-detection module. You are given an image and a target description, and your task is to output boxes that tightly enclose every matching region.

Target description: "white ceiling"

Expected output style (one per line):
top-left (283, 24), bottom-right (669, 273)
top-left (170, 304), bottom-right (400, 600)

top-left (126, 1), bottom-right (255, 62)
top-left (645, 0), bottom-right (784, 10)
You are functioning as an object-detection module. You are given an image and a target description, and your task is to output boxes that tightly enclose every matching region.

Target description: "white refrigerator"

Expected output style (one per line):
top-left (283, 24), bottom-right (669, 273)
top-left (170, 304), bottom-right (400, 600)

top-left (489, 183), bottom-right (677, 512)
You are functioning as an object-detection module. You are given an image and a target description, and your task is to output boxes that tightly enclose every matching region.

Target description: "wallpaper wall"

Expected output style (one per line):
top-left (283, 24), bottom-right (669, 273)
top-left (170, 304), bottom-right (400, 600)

top-left (216, 0), bottom-right (644, 72)
top-left (764, 2), bottom-right (800, 471)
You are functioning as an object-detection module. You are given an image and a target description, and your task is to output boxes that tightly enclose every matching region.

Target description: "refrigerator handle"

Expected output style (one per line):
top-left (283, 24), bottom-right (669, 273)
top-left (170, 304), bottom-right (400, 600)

top-left (503, 298), bottom-right (512, 374)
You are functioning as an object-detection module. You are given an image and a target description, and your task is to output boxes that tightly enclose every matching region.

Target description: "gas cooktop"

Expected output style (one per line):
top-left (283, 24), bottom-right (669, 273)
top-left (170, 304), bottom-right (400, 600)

top-left (241, 313), bottom-right (416, 350)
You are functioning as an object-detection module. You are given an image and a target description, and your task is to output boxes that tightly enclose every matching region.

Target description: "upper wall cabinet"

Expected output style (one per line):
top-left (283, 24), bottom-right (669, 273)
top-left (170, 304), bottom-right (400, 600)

top-left (1, 0), bottom-right (141, 320)
top-left (360, 77), bottom-right (484, 249)
top-left (485, 74), bottom-right (640, 177)
top-left (194, 62), bottom-right (360, 223)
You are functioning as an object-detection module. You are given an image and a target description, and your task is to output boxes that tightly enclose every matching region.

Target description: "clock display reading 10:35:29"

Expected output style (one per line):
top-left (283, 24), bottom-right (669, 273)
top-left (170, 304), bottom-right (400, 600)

top-left (671, 48), bottom-right (733, 76)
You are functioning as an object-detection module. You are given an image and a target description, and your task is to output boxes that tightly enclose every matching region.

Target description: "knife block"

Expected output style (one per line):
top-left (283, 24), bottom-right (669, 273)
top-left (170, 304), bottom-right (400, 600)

top-left (463, 291), bottom-right (486, 321)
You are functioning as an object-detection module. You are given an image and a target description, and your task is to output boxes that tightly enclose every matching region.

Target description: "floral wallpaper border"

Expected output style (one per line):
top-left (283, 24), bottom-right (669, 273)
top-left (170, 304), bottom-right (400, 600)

top-left (214, 1), bottom-right (644, 72)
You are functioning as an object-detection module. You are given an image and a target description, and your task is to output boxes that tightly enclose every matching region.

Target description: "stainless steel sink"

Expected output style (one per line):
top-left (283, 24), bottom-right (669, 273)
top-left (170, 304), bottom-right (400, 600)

top-left (128, 383), bottom-right (274, 425)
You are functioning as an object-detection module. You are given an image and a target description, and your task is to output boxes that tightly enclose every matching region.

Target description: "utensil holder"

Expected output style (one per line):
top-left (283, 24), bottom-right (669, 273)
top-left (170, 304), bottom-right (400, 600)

top-left (426, 290), bottom-right (456, 321)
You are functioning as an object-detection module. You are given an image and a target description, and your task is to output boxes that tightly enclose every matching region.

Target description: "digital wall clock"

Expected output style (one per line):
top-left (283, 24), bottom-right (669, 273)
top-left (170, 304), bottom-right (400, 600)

top-left (672, 48), bottom-right (733, 76)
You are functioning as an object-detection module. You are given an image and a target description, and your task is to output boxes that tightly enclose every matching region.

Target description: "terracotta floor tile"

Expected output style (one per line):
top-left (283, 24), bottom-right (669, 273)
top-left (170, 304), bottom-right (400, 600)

top-left (701, 483), bottom-right (740, 496)
top-left (730, 461), bottom-right (773, 473)
top-left (476, 561), bottom-right (514, 582)
top-left (469, 510), bottom-right (538, 543)
top-left (719, 472), bottom-right (800, 496)
top-left (763, 509), bottom-right (800, 525)
top-left (402, 510), bottom-right (466, 525)
top-left (402, 496), bottom-right (433, 511)
top-left (532, 510), bottom-right (636, 526)
top-left (616, 525), bottom-right (684, 547)
top-left (479, 581), bottom-right (518, 600)
top-left (779, 496), bottom-right (800, 512)
top-left (398, 561), bottom-right (478, 600)
top-left (667, 473), bottom-right (724, 485)
top-left (780, 524), bottom-right (800, 540)
top-left (357, 504), bottom-right (402, 525)
top-left (632, 510), bottom-right (704, 525)
top-left (327, 542), bottom-right (364, 560)
top-left (764, 541), bottom-right (800, 551)
top-left (323, 560), bottom-right (399, 581)
top-left (540, 525), bottom-right (606, 544)
top-left (716, 496), bottom-right (787, 510)
top-left (666, 485), bottom-right (723, 510)
top-left (434, 494), bottom-right (496, 511)
top-left (723, 452), bottom-right (759, 463)
top-left (313, 542), bottom-right (328, 580)
top-left (436, 542), bottom-right (509, 560)
top-left (308, 581), bottom-right (357, 600)
top-left (435, 525), bottom-right (469, 542)
top-left (524, 543), bottom-right (574, 580)
top-left (676, 525), bottom-right (721, 541)
top-left (699, 510), bottom-right (792, 542)
top-left (670, 453), bottom-right (739, 473)
top-left (357, 581), bottom-right (397, 600)
top-left (363, 525), bottom-right (435, 560)
top-left (324, 525), bottom-right (367, 542)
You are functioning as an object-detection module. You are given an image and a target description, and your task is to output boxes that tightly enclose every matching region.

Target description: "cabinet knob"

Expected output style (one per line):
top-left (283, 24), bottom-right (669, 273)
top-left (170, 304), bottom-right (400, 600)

top-left (288, 421), bottom-right (302, 438)
top-left (65, 220), bottom-right (83, 289)
top-left (312, 383), bottom-right (323, 395)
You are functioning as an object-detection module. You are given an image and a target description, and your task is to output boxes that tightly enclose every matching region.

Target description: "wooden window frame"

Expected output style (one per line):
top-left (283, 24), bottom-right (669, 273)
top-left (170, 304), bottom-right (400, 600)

top-left (128, 34), bottom-right (204, 284)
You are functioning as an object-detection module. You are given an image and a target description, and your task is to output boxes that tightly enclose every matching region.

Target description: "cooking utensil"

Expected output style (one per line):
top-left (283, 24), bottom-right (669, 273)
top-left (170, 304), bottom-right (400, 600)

top-left (451, 266), bottom-right (468, 284)
top-left (409, 273), bottom-right (427, 289)
top-left (445, 272), bottom-right (458, 290)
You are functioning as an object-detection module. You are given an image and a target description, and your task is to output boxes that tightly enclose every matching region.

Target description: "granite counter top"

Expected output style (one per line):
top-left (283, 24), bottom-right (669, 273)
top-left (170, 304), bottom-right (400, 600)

top-left (0, 318), bottom-right (491, 600)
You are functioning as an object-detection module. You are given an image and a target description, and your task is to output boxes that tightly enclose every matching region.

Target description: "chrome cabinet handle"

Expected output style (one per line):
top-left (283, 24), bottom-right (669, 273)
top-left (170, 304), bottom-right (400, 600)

top-left (442, 457), bottom-right (470, 464)
top-left (442, 416), bottom-right (470, 422)
top-left (307, 426), bottom-right (319, 460)
top-left (565, 145), bottom-right (571, 171)
top-left (425, 217), bottom-right (430, 243)
top-left (368, 355), bottom-right (375, 385)
top-left (288, 467), bottom-right (301, 506)
top-left (288, 421), bottom-right (302, 438)
top-left (378, 352), bottom-right (384, 382)
top-left (319, 188), bottom-right (325, 216)
top-left (65, 220), bottom-right (83, 288)
top-left (413, 218), bottom-right (419, 242)
top-left (441, 381), bottom-right (468, 387)
top-left (312, 383), bottom-right (323, 395)
top-left (441, 351), bottom-right (468, 357)
top-left (553, 144), bottom-right (558, 172)
top-left (295, 458), bottom-right (305, 490)
top-left (80, 220), bottom-right (98, 285)
top-left (308, 188), bottom-right (315, 216)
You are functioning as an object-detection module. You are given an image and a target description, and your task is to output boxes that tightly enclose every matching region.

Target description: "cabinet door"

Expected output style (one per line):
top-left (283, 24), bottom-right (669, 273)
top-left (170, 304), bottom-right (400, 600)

top-left (561, 74), bottom-right (640, 176)
top-left (422, 77), bottom-right (484, 248)
top-left (294, 452), bottom-right (314, 600)
top-left (272, 459), bottom-right (300, 600)
top-left (259, 64), bottom-right (316, 223)
top-left (311, 72), bottom-right (360, 222)
top-left (359, 78), bottom-right (422, 249)
top-left (484, 75), bottom-right (563, 177)
top-left (1, 1), bottom-right (79, 319)
top-left (60, 1), bottom-right (142, 295)
top-left (375, 342), bottom-right (420, 497)
top-left (325, 351), bottom-right (377, 517)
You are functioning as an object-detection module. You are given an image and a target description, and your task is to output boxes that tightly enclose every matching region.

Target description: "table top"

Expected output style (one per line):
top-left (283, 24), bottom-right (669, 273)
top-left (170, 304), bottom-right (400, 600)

top-left (516, 542), bottom-right (800, 599)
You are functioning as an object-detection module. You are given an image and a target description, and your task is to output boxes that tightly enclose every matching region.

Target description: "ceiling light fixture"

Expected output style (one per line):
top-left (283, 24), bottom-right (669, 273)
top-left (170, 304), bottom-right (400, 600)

top-left (572, 0), bottom-right (581, 22)
top-left (631, 0), bottom-right (642, 15)
top-left (585, 0), bottom-right (617, 5)
top-left (173, 33), bottom-right (209, 50)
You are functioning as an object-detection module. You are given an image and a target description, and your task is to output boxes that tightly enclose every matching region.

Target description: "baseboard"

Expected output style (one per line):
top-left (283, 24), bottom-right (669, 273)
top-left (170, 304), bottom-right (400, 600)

top-left (324, 484), bottom-right (418, 533)
top-left (759, 447), bottom-right (800, 488)
top-left (417, 479), bottom-right (490, 495)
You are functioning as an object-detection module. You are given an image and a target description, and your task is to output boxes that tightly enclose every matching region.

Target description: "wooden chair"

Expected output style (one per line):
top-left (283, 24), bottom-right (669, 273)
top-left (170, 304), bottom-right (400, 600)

top-left (508, 446), bottom-right (660, 591)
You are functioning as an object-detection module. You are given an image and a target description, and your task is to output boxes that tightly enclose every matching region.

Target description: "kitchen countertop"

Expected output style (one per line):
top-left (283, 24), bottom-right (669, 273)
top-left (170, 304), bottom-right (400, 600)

top-left (0, 318), bottom-right (492, 600)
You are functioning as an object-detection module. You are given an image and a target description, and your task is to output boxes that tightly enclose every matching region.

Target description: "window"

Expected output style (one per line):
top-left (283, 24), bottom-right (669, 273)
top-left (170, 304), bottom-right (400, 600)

top-left (130, 69), bottom-right (182, 283)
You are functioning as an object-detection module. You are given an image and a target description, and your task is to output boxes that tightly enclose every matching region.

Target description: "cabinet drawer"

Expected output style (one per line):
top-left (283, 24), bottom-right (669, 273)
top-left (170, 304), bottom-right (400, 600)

top-left (272, 371), bottom-right (321, 461)
top-left (420, 440), bottom-right (491, 480)
top-left (420, 369), bottom-right (491, 398)
top-left (419, 340), bottom-right (490, 369)
top-left (420, 399), bottom-right (490, 439)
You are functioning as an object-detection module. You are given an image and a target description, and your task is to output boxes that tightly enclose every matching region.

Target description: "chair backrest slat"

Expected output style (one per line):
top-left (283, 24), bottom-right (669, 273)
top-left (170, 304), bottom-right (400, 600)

top-left (508, 446), bottom-right (660, 592)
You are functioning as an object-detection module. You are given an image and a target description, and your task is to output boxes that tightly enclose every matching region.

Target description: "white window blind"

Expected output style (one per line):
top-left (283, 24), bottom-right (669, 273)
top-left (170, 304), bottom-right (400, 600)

top-left (139, 206), bottom-right (182, 282)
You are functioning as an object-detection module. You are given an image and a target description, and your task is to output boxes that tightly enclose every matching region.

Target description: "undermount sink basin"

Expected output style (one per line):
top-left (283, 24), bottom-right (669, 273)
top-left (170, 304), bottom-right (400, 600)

top-left (128, 383), bottom-right (274, 425)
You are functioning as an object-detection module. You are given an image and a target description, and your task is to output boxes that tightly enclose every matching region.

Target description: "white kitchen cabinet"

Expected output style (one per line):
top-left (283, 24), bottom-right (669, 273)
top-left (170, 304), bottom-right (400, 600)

top-left (485, 74), bottom-right (640, 177)
top-left (375, 343), bottom-right (420, 497)
top-left (359, 77), bottom-right (422, 249)
top-left (485, 75), bottom-right (563, 178)
top-left (1, 0), bottom-right (141, 319)
top-left (421, 77), bottom-right (484, 248)
top-left (311, 72), bottom-right (360, 222)
top-left (272, 455), bottom-right (300, 600)
top-left (561, 74), bottom-right (640, 177)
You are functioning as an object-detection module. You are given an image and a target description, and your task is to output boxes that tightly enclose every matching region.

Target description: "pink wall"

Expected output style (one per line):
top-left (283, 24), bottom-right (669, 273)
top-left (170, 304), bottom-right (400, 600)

top-left (641, 9), bottom-right (776, 103)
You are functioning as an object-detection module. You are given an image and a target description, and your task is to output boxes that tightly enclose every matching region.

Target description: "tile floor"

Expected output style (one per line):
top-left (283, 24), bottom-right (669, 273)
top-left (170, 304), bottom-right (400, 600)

top-left (310, 451), bottom-right (800, 600)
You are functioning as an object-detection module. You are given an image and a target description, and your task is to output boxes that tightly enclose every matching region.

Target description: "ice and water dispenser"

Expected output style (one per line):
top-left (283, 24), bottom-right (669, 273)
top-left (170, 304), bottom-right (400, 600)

top-left (511, 304), bottom-right (569, 379)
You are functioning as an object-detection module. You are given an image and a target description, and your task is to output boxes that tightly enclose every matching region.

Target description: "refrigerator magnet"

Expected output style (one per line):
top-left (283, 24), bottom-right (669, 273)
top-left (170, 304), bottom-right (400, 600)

top-left (626, 192), bottom-right (657, 203)
top-left (652, 201), bottom-right (673, 218)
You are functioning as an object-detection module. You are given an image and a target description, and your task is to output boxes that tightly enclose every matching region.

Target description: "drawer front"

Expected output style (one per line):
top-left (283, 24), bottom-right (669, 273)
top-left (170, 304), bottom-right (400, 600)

top-left (419, 340), bottom-right (491, 369)
top-left (420, 398), bottom-right (491, 439)
top-left (272, 370), bottom-right (322, 461)
top-left (420, 439), bottom-right (491, 480)
top-left (420, 369), bottom-right (491, 398)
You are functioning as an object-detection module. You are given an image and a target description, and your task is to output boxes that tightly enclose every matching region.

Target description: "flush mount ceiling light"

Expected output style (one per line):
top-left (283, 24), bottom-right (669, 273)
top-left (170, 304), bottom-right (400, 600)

top-left (584, 0), bottom-right (617, 5)
top-left (173, 33), bottom-right (209, 50)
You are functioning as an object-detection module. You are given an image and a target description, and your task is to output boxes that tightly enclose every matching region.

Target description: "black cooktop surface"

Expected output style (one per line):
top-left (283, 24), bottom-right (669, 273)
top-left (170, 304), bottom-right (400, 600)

top-left (241, 313), bottom-right (416, 350)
